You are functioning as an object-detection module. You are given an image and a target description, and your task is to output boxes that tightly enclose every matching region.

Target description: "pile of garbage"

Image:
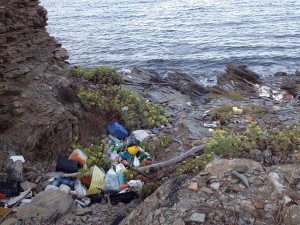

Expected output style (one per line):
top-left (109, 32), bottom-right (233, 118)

top-left (0, 122), bottom-right (159, 223)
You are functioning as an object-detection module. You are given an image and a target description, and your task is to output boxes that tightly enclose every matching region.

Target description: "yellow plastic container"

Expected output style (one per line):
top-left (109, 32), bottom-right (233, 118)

top-left (127, 146), bottom-right (140, 155)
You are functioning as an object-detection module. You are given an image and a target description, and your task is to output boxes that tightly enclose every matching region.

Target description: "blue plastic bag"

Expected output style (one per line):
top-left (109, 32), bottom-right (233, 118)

top-left (108, 122), bottom-right (128, 140)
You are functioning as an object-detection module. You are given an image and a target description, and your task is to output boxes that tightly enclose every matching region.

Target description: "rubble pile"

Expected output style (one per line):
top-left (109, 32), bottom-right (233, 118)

top-left (121, 159), bottom-right (300, 225)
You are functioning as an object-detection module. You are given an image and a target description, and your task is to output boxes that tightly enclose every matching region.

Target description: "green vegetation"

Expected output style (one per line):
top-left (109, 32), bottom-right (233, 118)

top-left (205, 123), bottom-right (300, 158)
top-left (176, 154), bottom-right (213, 175)
top-left (210, 104), bottom-right (268, 124)
top-left (138, 181), bottom-right (163, 199)
top-left (140, 136), bottom-right (172, 156)
top-left (71, 65), bottom-right (169, 130)
top-left (78, 87), bottom-right (169, 130)
top-left (204, 130), bottom-right (246, 157)
top-left (123, 169), bottom-right (139, 181)
top-left (71, 141), bottom-right (111, 171)
top-left (70, 66), bottom-right (123, 85)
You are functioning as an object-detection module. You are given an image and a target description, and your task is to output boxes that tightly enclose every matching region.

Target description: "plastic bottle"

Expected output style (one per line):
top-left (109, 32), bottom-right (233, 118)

top-left (105, 168), bottom-right (119, 191)
top-left (52, 177), bottom-right (75, 187)
top-left (119, 180), bottom-right (144, 191)
top-left (74, 180), bottom-right (87, 198)
top-left (115, 163), bottom-right (126, 186)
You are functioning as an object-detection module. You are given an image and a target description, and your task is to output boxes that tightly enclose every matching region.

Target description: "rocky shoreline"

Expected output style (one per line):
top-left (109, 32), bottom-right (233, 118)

top-left (1, 0), bottom-right (300, 225)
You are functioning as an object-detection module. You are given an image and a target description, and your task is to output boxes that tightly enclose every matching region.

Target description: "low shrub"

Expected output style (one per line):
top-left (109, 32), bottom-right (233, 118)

top-left (78, 87), bottom-right (169, 130)
top-left (176, 154), bottom-right (214, 175)
top-left (70, 141), bottom-right (111, 171)
top-left (70, 66), bottom-right (123, 85)
top-left (205, 123), bottom-right (300, 158)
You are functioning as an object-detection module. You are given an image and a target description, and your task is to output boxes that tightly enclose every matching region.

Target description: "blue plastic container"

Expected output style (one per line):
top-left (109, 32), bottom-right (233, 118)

top-left (108, 122), bottom-right (128, 140)
top-left (52, 177), bottom-right (75, 187)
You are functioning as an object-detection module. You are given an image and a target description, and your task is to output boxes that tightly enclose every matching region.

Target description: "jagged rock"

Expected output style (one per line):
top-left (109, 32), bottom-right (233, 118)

top-left (75, 208), bottom-right (93, 216)
top-left (200, 187), bottom-right (214, 194)
top-left (120, 159), bottom-right (299, 225)
top-left (215, 64), bottom-right (261, 96)
top-left (164, 71), bottom-right (209, 97)
top-left (226, 64), bottom-right (260, 82)
top-left (20, 181), bottom-right (37, 191)
top-left (188, 182), bottom-right (198, 191)
top-left (174, 218), bottom-right (185, 225)
top-left (189, 212), bottom-right (206, 223)
top-left (0, 0), bottom-right (78, 161)
top-left (205, 158), bottom-right (262, 176)
top-left (17, 190), bottom-right (74, 222)
top-left (1, 218), bottom-right (18, 225)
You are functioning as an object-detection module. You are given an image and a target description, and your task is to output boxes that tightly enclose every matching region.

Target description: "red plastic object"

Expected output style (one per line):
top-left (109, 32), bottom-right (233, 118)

top-left (284, 93), bottom-right (293, 100)
top-left (119, 184), bottom-right (130, 190)
top-left (0, 193), bottom-right (6, 199)
top-left (145, 160), bottom-right (152, 166)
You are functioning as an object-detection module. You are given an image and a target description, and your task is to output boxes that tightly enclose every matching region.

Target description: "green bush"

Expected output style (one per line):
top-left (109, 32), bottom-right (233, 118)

top-left (78, 87), bottom-right (169, 130)
top-left (140, 136), bottom-right (172, 156)
top-left (204, 130), bottom-right (246, 158)
top-left (176, 154), bottom-right (213, 175)
top-left (70, 66), bottom-right (123, 85)
top-left (71, 141), bottom-right (111, 171)
top-left (266, 125), bottom-right (300, 156)
top-left (138, 181), bottom-right (163, 199)
top-left (204, 123), bottom-right (300, 158)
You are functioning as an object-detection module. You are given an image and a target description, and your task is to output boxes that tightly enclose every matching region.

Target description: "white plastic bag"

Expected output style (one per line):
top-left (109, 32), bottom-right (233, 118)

top-left (116, 163), bottom-right (126, 174)
top-left (74, 180), bottom-right (87, 198)
top-left (105, 168), bottom-right (119, 191)
top-left (133, 156), bottom-right (140, 168)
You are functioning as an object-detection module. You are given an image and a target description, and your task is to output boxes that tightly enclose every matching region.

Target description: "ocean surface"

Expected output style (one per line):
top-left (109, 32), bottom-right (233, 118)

top-left (41, 0), bottom-right (300, 82)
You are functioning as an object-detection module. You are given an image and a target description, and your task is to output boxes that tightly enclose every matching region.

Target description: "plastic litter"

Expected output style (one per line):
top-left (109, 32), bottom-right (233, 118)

top-left (44, 185), bottom-right (59, 192)
top-left (56, 157), bottom-right (81, 173)
top-left (52, 177), bottom-right (75, 187)
top-left (119, 180), bottom-right (144, 191)
top-left (110, 152), bottom-right (119, 161)
top-left (87, 166), bottom-right (106, 196)
top-left (132, 130), bottom-right (150, 142)
top-left (7, 190), bottom-right (32, 206)
top-left (74, 180), bottom-right (87, 198)
top-left (258, 86), bottom-right (271, 98)
top-left (133, 156), bottom-right (140, 168)
top-left (0, 193), bottom-right (6, 200)
top-left (108, 122), bottom-right (129, 140)
top-left (9, 156), bottom-right (25, 163)
top-left (105, 168), bottom-right (119, 191)
top-left (116, 164), bottom-right (126, 186)
top-left (0, 181), bottom-right (22, 197)
top-left (272, 93), bottom-right (284, 101)
top-left (284, 92), bottom-right (293, 100)
top-left (232, 107), bottom-right (243, 115)
top-left (59, 184), bottom-right (71, 193)
top-left (203, 123), bottom-right (217, 128)
top-left (127, 146), bottom-right (140, 155)
top-left (108, 191), bottom-right (138, 205)
top-left (69, 149), bottom-right (88, 165)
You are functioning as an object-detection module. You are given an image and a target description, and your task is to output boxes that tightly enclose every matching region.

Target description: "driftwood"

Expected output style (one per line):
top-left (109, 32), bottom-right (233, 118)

top-left (137, 144), bottom-right (207, 173)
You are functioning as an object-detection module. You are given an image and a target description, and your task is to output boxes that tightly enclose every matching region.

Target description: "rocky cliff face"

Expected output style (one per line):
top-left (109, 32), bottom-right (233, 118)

top-left (0, 0), bottom-right (78, 165)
